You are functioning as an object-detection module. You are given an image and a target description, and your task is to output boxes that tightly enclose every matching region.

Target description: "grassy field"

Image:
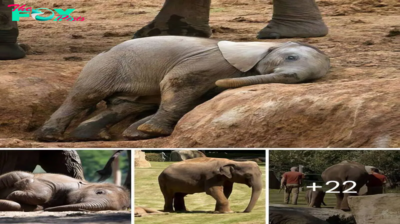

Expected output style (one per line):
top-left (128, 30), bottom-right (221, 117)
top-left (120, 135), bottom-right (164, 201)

top-left (269, 189), bottom-right (337, 208)
top-left (135, 162), bottom-right (266, 224)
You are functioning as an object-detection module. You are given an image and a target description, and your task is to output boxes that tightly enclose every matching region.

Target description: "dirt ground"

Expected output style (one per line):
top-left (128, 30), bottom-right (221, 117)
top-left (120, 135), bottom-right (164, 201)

top-left (0, 211), bottom-right (131, 224)
top-left (0, 0), bottom-right (399, 147)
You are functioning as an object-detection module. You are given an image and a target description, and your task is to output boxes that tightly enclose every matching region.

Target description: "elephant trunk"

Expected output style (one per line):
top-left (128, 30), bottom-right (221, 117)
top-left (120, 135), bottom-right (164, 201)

top-left (243, 177), bottom-right (263, 213)
top-left (215, 72), bottom-right (302, 88)
top-left (44, 203), bottom-right (107, 211)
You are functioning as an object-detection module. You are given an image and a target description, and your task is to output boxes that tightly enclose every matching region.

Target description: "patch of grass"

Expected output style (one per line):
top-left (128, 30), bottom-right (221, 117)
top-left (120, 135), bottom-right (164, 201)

top-left (135, 162), bottom-right (266, 224)
top-left (269, 189), bottom-right (337, 208)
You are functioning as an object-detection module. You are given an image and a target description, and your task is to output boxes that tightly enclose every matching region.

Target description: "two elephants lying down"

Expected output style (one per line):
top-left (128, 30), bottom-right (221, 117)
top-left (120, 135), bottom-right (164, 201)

top-left (36, 36), bottom-right (330, 142)
top-left (158, 157), bottom-right (263, 213)
top-left (0, 171), bottom-right (130, 211)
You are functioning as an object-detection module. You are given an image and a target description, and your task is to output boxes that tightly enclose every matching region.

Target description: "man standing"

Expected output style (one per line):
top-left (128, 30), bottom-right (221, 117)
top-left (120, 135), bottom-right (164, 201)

top-left (367, 168), bottom-right (387, 195)
top-left (281, 167), bottom-right (305, 205)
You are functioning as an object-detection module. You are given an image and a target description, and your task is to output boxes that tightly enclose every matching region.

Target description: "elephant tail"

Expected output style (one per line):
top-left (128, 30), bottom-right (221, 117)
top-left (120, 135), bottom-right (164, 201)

top-left (322, 201), bottom-right (327, 206)
top-left (96, 150), bottom-right (124, 182)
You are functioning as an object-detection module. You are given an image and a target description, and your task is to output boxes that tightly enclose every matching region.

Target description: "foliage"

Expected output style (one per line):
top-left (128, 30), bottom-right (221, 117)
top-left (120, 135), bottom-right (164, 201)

top-left (269, 150), bottom-right (400, 187)
top-left (33, 150), bottom-right (130, 183)
top-left (77, 150), bottom-right (129, 182)
top-left (145, 153), bottom-right (163, 162)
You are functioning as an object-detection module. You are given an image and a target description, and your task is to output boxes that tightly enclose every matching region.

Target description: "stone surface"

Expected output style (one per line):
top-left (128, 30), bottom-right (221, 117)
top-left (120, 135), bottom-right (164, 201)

top-left (270, 205), bottom-right (354, 223)
top-left (134, 150), bottom-right (151, 168)
top-left (348, 193), bottom-right (400, 224)
top-left (170, 150), bottom-right (206, 161)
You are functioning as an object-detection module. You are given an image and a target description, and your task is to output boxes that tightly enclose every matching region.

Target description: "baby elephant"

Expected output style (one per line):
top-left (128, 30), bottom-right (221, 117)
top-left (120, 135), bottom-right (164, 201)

top-left (0, 171), bottom-right (130, 211)
top-left (159, 157), bottom-right (263, 213)
top-left (305, 189), bottom-right (326, 208)
top-left (36, 36), bottom-right (330, 142)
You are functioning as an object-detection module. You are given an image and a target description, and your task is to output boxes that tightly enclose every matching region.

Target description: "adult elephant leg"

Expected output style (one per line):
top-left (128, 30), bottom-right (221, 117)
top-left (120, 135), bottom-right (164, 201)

top-left (334, 192), bottom-right (343, 210)
top-left (0, 0), bottom-right (25, 60)
top-left (123, 114), bottom-right (158, 140)
top-left (173, 193), bottom-right (187, 212)
top-left (257, 0), bottom-right (328, 39)
top-left (39, 150), bottom-right (85, 180)
top-left (133, 0), bottom-right (211, 38)
top-left (207, 186), bottom-right (233, 213)
top-left (72, 97), bottom-right (158, 141)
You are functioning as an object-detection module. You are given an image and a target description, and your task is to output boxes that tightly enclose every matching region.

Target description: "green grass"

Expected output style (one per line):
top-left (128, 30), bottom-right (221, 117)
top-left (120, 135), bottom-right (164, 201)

top-left (135, 162), bottom-right (266, 224)
top-left (269, 189), bottom-right (337, 208)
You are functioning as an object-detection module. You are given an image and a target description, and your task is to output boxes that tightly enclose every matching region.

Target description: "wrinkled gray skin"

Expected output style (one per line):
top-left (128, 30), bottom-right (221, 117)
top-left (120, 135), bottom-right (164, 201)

top-left (96, 150), bottom-right (131, 191)
top-left (158, 157), bottom-right (263, 213)
top-left (321, 161), bottom-right (369, 211)
top-left (134, 0), bottom-right (328, 39)
top-left (36, 36), bottom-right (330, 142)
top-left (270, 207), bottom-right (329, 224)
top-left (0, 150), bottom-right (85, 180)
top-left (305, 189), bottom-right (326, 208)
top-left (0, 0), bottom-right (25, 60)
top-left (0, 171), bottom-right (130, 211)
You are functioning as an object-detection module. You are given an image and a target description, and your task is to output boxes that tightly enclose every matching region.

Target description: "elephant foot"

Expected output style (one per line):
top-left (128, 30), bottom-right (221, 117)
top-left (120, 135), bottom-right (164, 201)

top-left (341, 207), bottom-right (351, 211)
top-left (137, 122), bottom-right (173, 136)
top-left (72, 123), bottom-right (111, 141)
top-left (122, 128), bottom-right (158, 140)
top-left (35, 127), bottom-right (64, 142)
top-left (257, 19), bottom-right (328, 39)
top-left (0, 43), bottom-right (26, 60)
top-left (133, 17), bottom-right (211, 39)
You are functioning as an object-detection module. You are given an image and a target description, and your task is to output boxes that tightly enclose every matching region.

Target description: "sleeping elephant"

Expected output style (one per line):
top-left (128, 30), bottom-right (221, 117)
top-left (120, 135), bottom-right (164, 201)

top-left (36, 36), bottom-right (330, 142)
top-left (305, 189), bottom-right (326, 208)
top-left (0, 171), bottom-right (130, 211)
top-left (321, 161), bottom-right (370, 211)
top-left (158, 157), bottom-right (263, 213)
top-left (0, 150), bottom-right (84, 180)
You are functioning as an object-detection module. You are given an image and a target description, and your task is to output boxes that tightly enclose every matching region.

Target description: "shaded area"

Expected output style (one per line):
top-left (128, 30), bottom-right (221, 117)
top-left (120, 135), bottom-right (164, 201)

top-left (0, 211), bottom-right (131, 224)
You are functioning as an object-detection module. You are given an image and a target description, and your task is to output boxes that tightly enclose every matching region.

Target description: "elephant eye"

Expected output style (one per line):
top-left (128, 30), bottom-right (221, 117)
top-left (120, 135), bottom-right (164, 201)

top-left (286, 55), bottom-right (298, 61)
top-left (96, 190), bottom-right (105, 195)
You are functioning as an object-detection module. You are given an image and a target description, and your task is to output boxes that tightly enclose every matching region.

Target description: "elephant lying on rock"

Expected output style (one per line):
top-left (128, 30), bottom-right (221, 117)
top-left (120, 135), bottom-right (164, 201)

top-left (37, 36), bottom-right (330, 142)
top-left (158, 157), bottom-right (263, 213)
top-left (305, 189), bottom-right (326, 208)
top-left (0, 171), bottom-right (130, 211)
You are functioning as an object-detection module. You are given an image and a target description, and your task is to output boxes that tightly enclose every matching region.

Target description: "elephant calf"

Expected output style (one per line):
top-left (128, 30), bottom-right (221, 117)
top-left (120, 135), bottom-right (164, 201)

top-left (0, 171), bottom-right (130, 211)
top-left (305, 189), bottom-right (326, 208)
top-left (158, 157), bottom-right (263, 213)
top-left (36, 36), bottom-right (330, 142)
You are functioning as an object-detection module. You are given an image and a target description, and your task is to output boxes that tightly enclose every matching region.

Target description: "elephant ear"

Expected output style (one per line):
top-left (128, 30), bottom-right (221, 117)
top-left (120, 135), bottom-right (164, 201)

top-left (219, 164), bottom-right (235, 179)
top-left (217, 41), bottom-right (279, 72)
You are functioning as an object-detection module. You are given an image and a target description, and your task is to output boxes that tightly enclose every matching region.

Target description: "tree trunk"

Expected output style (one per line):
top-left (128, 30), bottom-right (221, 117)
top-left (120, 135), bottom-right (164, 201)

top-left (112, 150), bottom-right (121, 186)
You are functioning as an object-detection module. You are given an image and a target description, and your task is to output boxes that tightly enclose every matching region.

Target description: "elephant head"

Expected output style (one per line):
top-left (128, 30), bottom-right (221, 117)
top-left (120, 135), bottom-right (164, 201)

top-left (219, 161), bottom-right (263, 213)
top-left (215, 41), bottom-right (330, 88)
top-left (45, 183), bottom-right (130, 211)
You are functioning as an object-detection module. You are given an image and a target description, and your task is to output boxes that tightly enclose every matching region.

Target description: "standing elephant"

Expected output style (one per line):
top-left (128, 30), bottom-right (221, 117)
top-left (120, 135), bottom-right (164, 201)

top-left (305, 189), bottom-right (326, 208)
top-left (158, 157), bottom-right (263, 213)
top-left (36, 36), bottom-right (330, 142)
top-left (96, 150), bottom-right (131, 191)
top-left (134, 0), bottom-right (328, 39)
top-left (0, 171), bottom-right (130, 211)
top-left (0, 150), bottom-right (84, 180)
top-left (0, 0), bottom-right (25, 60)
top-left (321, 161), bottom-right (369, 211)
